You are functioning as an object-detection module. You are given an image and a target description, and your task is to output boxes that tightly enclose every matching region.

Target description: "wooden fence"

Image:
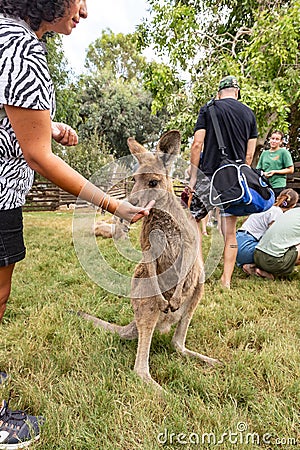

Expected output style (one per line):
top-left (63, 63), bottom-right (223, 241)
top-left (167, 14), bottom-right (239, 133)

top-left (23, 176), bottom-right (185, 212)
top-left (23, 178), bottom-right (129, 212)
top-left (23, 180), bottom-right (60, 211)
top-left (23, 161), bottom-right (300, 212)
top-left (287, 161), bottom-right (300, 197)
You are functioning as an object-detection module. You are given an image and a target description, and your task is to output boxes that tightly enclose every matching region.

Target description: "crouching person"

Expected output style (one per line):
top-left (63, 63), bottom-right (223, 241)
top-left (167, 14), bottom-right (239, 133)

top-left (253, 208), bottom-right (300, 279)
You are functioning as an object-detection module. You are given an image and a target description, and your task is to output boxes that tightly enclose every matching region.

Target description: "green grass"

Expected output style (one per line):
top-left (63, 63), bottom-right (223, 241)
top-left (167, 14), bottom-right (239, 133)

top-left (1, 211), bottom-right (299, 449)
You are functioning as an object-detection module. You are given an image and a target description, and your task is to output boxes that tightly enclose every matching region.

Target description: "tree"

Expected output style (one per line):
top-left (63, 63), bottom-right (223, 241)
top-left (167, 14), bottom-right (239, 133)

top-left (53, 134), bottom-right (113, 180)
top-left (44, 34), bottom-right (115, 178)
top-left (77, 69), bottom-right (166, 158)
top-left (76, 30), bottom-right (169, 158)
top-left (85, 29), bottom-right (146, 81)
top-left (138, 0), bottom-right (300, 160)
top-left (45, 34), bottom-right (81, 127)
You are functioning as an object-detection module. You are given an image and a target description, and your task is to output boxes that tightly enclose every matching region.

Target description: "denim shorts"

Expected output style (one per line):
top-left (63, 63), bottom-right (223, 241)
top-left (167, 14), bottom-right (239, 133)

top-left (0, 207), bottom-right (26, 267)
top-left (236, 230), bottom-right (259, 267)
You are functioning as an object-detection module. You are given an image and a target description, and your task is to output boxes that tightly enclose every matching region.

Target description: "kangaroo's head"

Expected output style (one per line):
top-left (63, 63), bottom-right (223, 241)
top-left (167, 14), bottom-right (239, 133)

top-left (128, 130), bottom-right (181, 208)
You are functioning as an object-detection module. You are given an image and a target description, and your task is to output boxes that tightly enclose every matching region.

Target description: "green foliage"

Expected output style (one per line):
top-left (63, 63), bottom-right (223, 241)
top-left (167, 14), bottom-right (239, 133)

top-left (140, 0), bottom-right (300, 160)
top-left (234, 1), bottom-right (300, 138)
top-left (53, 134), bottom-right (114, 180)
top-left (45, 34), bottom-right (69, 89)
top-left (66, 30), bottom-right (170, 158)
top-left (85, 29), bottom-right (147, 81)
top-left (205, 0), bottom-right (292, 36)
top-left (45, 31), bottom-right (169, 168)
top-left (138, 1), bottom-right (202, 68)
top-left (77, 69), bottom-right (167, 158)
top-left (45, 34), bottom-right (81, 127)
top-left (143, 61), bottom-right (183, 114)
top-left (0, 212), bottom-right (299, 448)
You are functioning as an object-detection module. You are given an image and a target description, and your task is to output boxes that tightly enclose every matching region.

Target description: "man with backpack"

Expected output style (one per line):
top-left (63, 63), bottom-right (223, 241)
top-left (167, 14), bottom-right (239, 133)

top-left (188, 75), bottom-right (258, 288)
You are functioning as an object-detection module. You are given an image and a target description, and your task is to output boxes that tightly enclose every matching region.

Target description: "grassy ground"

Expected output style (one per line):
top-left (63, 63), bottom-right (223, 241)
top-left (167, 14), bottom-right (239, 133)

top-left (0, 211), bottom-right (299, 449)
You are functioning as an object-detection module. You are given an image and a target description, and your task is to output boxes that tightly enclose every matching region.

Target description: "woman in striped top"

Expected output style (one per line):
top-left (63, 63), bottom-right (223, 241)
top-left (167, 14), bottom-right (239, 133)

top-left (0, 0), bottom-right (153, 321)
top-left (0, 1), bottom-right (153, 447)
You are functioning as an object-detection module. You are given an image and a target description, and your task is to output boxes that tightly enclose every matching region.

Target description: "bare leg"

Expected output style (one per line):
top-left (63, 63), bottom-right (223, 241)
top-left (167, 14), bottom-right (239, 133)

top-left (220, 215), bottom-right (238, 289)
top-left (0, 264), bottom-right (15, 321)
top-left (201, 215), bottom-right (209, 236)
top-left (215, 208), bottom-right (222, 235)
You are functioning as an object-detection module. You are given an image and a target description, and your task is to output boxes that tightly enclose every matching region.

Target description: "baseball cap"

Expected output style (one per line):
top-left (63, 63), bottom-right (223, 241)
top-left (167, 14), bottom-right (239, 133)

top-left (218, 75), bottom-right (241, 99)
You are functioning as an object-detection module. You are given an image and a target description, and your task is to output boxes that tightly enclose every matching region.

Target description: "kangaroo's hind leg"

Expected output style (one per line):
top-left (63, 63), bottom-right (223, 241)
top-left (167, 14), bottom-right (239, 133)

top-left (131, 296), bottom-right (162, 388)
top-left (171, 283), bottom-right (221, 366)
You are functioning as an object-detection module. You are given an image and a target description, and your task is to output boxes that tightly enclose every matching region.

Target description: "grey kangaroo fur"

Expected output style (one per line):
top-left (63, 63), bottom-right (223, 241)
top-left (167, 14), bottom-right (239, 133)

top-left (78, 130), bottom-right (220, 388)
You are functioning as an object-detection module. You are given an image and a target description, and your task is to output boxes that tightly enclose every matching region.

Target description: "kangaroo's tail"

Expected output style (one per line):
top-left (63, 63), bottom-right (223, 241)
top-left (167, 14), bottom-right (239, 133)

top-left (75, 310), bottom-right (138, 340)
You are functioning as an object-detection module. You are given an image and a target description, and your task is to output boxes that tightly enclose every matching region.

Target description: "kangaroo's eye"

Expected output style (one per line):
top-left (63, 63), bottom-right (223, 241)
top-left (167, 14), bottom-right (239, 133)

top-left (149, 180), bottom-right (158, 187)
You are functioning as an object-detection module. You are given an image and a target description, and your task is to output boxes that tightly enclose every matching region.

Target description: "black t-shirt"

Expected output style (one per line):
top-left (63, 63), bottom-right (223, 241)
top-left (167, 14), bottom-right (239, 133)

top-left (194, 98), bottom-right (258, 176)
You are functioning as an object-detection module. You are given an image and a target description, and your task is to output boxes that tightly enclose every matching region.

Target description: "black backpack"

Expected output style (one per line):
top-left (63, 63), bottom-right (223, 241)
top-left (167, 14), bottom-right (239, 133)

top-left (208, 100), bottom-right (275, 216)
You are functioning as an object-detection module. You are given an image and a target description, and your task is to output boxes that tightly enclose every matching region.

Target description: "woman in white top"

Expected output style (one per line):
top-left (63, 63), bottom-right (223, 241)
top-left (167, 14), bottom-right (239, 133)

top-left (236, 189), bottom-right (299, 273)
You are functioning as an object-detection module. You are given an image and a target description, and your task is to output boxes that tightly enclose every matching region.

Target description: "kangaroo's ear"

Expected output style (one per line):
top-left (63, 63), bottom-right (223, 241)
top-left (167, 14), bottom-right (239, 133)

top-left (156, 130), bottom-right (181, 169)
top-left (127, 137), bottom-right (148, 165)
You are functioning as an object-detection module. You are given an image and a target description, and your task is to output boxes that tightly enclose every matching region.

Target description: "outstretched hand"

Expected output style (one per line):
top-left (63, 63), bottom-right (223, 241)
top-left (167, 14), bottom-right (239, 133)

top-left (115, 200), bottom-right (155, 223)
top-left (51, 121), bottom-right (78, 146)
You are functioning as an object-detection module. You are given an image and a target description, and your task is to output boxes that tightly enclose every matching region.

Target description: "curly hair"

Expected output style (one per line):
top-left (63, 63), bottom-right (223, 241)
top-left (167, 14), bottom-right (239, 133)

top-left (275, 188), bottom-right (299, 209)
top-left (0, 0), bottom-right (72, 31)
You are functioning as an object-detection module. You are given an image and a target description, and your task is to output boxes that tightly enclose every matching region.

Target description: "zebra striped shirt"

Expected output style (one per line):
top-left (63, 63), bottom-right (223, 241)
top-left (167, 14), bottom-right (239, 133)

top-left (0, 15), bottom-right (55, 210)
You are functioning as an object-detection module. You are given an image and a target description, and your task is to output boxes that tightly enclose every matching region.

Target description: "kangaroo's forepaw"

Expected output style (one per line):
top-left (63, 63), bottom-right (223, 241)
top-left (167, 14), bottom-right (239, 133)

top-left (170, 305), bottom-right (179, 312)
top-left (162, 302), bottom-right (180, 313)
top-left (169, 296), bottom-right (181, 312)
top-left (158, 296), bottom-right (169, 313)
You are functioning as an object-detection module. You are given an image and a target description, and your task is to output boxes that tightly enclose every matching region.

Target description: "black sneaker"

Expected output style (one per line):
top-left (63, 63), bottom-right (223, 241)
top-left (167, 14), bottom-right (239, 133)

top-left (0, 400), bottom-right (44, 449)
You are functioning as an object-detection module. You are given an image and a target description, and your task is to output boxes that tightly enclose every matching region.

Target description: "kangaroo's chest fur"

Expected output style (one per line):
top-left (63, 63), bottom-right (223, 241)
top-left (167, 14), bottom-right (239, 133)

top-left (135, 206), bottom-right (202, 301)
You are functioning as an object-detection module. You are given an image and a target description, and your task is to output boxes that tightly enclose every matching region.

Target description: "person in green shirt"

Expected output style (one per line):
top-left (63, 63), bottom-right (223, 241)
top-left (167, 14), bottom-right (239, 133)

top-left (256, 130), bottom-right (294, 198)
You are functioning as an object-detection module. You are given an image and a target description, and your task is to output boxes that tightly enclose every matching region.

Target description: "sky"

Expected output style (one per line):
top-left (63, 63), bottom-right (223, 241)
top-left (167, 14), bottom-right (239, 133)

top-left (62, 0), bottom-right (150, 75)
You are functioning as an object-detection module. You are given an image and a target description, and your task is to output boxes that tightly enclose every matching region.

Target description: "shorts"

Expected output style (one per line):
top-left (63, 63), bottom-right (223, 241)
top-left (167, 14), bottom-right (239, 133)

top-left (219, 210), bottom-right (233, 217)
top-left (254, 247), bottom-right (298, 276)
top-left (236, 230), bottom-right (259, 267)
top-left (0, 207), bottom-right (26, 267)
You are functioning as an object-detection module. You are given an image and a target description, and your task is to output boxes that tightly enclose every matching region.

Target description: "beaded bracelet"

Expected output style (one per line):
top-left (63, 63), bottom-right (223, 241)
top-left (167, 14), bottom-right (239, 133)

top-left (99, 193), bottom-right (107, 213)
top-left (99, 193), bottom-right (112, 214)
top-left (105, 196), bottom-right (110, 213)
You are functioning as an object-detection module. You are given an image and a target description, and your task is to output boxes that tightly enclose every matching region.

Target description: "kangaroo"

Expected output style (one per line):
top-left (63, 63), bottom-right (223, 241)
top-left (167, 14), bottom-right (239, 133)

top-left (93, 217), bottom-right (129, 240)
top-left (79, 130), bottom-right (220, 388)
